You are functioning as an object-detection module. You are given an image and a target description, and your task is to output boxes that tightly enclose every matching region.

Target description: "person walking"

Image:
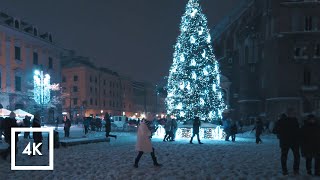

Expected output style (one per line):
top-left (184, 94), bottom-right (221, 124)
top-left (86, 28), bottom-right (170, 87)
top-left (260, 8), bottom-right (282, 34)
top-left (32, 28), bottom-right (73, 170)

top-left (190, 116), bottom-right (203, 144)
top-left (104, 113), bottom-right (117, 139)
top-left (223, 118), bottom-right (231, 141)
top-left (134, 119), bottom-right (162, 168)
top-left (300, 114), bottom-right (320, 176)
top-left (170, 118), bottom-right (178, 141)
top-left (23, 115), bottom-right (31, 139)
top-left (252, 118), bottom-right (264, 144)
top-left (163, 116), bottom-right (171, 142)
top-left (31, 113), bottom-right (43, 156)
top-left (1, 112), bottom-right (19, 160)
top-left (64, 117), bottom-right (71, 138)
top-left (230, 121), bottom-right (238, 142)
top-left (273, 108), bottom-right (300, 176)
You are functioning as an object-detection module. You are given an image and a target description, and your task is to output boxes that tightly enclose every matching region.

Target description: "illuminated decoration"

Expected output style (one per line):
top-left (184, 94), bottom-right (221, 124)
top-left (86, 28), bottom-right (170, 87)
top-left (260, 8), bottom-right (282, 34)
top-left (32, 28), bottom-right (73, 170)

top-left (166, 0), bottom-right (226, 122)
top-left (33, 70), bottom-right (51, 105)
top-left (153, 125), bottom-right (224, 140)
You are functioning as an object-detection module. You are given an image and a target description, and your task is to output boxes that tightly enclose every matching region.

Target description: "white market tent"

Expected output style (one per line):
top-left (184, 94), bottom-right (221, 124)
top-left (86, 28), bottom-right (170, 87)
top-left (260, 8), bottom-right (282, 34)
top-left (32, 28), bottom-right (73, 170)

top-left (13, 109), bottom-right (34, 119)
top-left (0, 108), bottom-right (11, 117)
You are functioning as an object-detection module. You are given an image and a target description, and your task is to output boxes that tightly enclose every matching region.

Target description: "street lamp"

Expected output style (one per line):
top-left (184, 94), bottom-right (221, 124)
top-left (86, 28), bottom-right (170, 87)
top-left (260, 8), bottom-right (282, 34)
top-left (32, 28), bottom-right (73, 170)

top-left (34, 69), bottom-right (51, 123)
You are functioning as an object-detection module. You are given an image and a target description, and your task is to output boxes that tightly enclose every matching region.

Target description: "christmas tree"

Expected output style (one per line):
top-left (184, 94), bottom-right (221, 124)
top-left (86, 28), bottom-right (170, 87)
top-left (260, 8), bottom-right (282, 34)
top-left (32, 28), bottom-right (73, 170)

top-left (166, 0), bottom-right (226, 122)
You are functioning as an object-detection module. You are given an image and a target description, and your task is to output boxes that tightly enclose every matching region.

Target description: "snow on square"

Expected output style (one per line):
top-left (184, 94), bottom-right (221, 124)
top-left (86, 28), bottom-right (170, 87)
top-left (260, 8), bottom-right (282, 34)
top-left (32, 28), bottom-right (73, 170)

top-left (0, 131), bottom-right (319, 179)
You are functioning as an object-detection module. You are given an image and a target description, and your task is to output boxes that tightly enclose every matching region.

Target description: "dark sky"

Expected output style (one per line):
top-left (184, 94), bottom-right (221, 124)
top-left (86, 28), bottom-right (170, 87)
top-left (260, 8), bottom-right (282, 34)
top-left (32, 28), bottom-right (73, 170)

top-left (0, 0), bottom-right (240, 84)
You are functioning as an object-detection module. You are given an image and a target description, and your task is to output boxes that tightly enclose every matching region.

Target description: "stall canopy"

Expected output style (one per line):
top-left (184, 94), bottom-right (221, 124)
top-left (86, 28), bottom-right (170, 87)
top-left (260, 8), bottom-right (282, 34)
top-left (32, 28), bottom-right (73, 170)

top-left (0, 108), bottom-right (11, 117)
top-left (13, 109), bottom-right (34, 119)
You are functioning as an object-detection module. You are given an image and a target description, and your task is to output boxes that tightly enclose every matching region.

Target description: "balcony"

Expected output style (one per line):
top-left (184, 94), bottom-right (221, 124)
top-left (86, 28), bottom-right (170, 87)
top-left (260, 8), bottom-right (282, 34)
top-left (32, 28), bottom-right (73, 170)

top-left (281, 0), bottom-right (320, 8)
top-left (301, 85), bottom-right (318, 91)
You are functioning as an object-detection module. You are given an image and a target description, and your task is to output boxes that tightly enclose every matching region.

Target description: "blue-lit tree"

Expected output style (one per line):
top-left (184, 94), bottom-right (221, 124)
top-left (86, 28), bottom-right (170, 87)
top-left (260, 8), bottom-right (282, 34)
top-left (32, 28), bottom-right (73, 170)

top-left (166, 0), bottom-right (226, 122)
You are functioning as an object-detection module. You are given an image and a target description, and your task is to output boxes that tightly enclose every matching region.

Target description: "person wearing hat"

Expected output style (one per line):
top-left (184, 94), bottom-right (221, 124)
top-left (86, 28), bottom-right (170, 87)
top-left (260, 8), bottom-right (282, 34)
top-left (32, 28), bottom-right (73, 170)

top-left (301, 114), bottom-right (320, 176)
top-left (134, 118), bottom-right (162, 168)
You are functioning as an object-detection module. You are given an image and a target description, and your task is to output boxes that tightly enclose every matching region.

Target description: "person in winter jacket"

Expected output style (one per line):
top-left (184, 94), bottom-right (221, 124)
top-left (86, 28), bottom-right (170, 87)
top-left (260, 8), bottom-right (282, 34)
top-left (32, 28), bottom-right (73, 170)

top-left (230, 121), bottom-right (238, 142)
top-left (31, 113), bottom-right (43, 156)
top-left (134, 119), bottom-right (162, 168)
top-left (252, 118), bottom-right (264, 144)
top-left (300, 114), bottom-right (320, 176)
top-left (163, 116), bottom-right (171, 142)
top-left (190, 116), bottom-right (203, 144)
top-left (223, 118), bottom-right (231, 141)
top-left (64, 117), bottom-right (71, 137)
top-left (273, 108), bottom-right (300, 176)
top-left (104, 113), bottom-right (117, 139)
top-left (1, 112), bottom-right (19, 160)
top-left (23, 115), bottom-right (31, 139)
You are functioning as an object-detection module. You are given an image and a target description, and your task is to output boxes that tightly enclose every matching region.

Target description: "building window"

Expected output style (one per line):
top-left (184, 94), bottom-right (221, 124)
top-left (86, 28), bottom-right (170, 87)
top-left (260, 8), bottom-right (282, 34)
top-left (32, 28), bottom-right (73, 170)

top-left (90, 76), bottom-right (92, 82)
top-left (305, 16), bottom-right (313, 31)
top-left (15, 76), bottom-right (21, 91)
top-left (33, 28), bottom-right (38, 36)
top-left (48, 57), bottom-right (53, 69)
top-left (104, 80), bottom-right (106, 85)
top-left (95, 99), bottom-right (97, 106)
top-left (90, 98), bottom-right (93, 105)
top-left (315, 43), bottom-right (320, 57)
top-left (15, 46), bottom-right (21, 60)
top-left (109, 90), bottom-right (112, 95)
top-left (73, 98), bottom-right (78, 105)
top-left (90, 87), bottom-right (93, 93)
top-left (304, 68), bottom-right (311, 86)
top-left (73, 75), bottom-right (78, 81)
top-left (95, 88), bottom-right (97, 94)
top-left (62, 76), bottom-right (66, 82)
top-left (103, 100), bottom-right (106, 107)
top-left (95, 77), bottom-right (97, 83)
top-left (294, 45), bottom-right (307, 59)
top-left (33, 52), bottom-right (38, 65)
top-left (109, 101), bottom-right (112, 107)
top-left (73, 86), bottom-right (78, 92)
top-left (104, 89), bottom-right (106, 95)
top-left (14, 20), bottom-right (20, 29)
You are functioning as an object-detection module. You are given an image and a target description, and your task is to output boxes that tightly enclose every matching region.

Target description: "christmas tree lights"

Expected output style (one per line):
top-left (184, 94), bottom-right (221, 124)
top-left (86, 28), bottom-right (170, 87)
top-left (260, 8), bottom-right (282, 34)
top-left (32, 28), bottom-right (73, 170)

top-left (166, 0), bottom-right (226, 122)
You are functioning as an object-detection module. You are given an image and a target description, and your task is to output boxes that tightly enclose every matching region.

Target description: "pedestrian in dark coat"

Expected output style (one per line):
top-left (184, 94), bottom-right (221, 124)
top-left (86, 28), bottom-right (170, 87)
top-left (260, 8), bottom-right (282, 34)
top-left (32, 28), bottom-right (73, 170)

top-left (23, 115), bottom-right (31, 139)
top-left (64, 117), bottom-right (71, 137)
top-left (223, 118), bottom-right (231, 141)
top-left (105, 113), bottom-right (117, 139)
top-left (273, 108), bottom-right (300, 176)
top-left (252, 118), bottom-right (264, 144)
top-left (163, 116), bottom-right (171, 142)
top-left (190, 116), bottom-right (203, 144)
top-left (230, 121), bottom-right (237, 142)
top-left (300, 114), bottom-right (320, 176)
top-left (32, 114), bottom-right (43, 156)
top-left (1, 112), bottom-right (19, 160)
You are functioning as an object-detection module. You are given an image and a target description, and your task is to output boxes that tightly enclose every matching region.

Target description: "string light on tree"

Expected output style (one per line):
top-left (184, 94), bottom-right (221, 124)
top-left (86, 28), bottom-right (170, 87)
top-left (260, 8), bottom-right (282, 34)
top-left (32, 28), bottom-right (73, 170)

top-left (165, 0), bottom-right (226, 122)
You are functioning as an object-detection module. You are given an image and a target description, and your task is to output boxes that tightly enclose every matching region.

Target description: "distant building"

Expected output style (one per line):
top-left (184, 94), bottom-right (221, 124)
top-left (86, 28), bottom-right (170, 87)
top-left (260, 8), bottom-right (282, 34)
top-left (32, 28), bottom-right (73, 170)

top-left (61, 51), bottom-right (165, 120)
top-left (0, 11), bottom-right (63, 121)
top-left (213, 0), bottom-right (320, 123)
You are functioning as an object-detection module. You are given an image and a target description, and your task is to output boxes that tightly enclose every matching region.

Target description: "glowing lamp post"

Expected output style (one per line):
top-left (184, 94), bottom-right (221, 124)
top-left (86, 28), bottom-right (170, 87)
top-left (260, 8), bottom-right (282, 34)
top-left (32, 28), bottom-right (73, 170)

top-left (34, 70), bottom-right (51, 121)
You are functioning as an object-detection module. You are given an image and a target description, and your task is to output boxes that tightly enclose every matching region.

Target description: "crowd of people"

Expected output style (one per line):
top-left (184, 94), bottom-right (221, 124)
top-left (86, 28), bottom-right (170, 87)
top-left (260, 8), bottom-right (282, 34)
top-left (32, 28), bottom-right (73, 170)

top-left (1, 108), bottom-right (320, 176)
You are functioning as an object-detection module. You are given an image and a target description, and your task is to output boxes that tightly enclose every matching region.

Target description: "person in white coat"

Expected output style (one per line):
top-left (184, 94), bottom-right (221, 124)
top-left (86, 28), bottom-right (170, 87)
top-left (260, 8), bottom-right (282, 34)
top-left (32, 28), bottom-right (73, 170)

top-left (134, 119), bottom-right (162, 168)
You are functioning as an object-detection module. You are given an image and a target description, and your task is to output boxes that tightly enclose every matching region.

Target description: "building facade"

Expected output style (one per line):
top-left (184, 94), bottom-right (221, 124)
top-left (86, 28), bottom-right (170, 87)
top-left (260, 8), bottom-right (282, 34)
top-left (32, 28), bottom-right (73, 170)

top-left (0, 11), bottom-right (63, 122)
top-left (213, 0), bottom-right (320, 122)
top-left (61, 52), bottom-right (165, 120)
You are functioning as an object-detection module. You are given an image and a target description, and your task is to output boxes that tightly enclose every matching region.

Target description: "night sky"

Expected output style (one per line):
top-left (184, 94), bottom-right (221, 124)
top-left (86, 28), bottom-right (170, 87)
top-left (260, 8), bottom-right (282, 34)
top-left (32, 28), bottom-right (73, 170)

top-left (0, 0), bottom-right (240, 84)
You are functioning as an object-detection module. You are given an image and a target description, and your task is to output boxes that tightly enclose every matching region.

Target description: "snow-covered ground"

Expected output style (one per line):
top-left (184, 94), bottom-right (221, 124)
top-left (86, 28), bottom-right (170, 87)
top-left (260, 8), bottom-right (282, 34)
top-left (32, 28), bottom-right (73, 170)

top-left (0, 130), bottom-right (319, 180)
